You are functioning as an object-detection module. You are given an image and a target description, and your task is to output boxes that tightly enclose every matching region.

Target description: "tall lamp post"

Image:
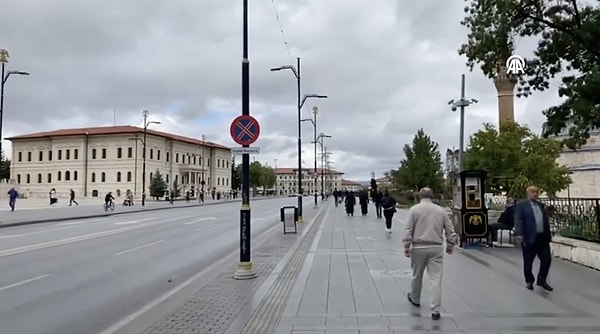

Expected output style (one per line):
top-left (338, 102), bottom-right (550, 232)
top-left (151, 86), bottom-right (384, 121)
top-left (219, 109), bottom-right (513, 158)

top-left (448, 74), bottom-right (477, 174)
top-left (201, 134), bottom-right (206, 198)
top-left (301, 106), bottom-right (319, 208)
top-left (271, 58), bottom-right (327, 222)
top-left (0, 49), bottom-right (29, 178)
top-left (316, 132), bottom-right (331, 198)
top-left (274, 158), bottom-right (278, 196)
top-left (141, 109), bottom-right (161, 206)
top-left (234, 0), bottom-right (257, 280)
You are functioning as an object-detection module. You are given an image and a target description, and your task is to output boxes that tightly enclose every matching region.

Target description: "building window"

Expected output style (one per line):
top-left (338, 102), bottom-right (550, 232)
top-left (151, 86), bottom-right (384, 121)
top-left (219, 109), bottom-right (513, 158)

top-left (176, 153), bottom-right (179, 163)
top-left (74, 149), bottom-right (78, 159)
top-left (226, 160), bottom-right (229, 169)
top-left (65, 171), bottom-right (71, 181)
top-left (127, 171), bottom-right (132, 182)
top-left (150, 149), bottom-right (154, 159)
top-left (92, 149), bottom-right (97, 159)
top-left (117, 172), bottom-right (122, 182)
top-left (101, 172), bottom-right (106, 182)
top-left (102, 148), bottom-right (107, 159)
top-left (47, 173), bottom-right (52, 183)
top-left (166, 174), bottom-right (169, 183)
top-left (127, 147), bottom-right (133, 158)
top-left (66, 149), bottom-right (70, 160)
top-left (193, 156), bottom-right (197, 165)
top-left (48, 151), bottom-right (53, 161)
top-left (27, 151), bottom-right (32, 162)
top-left (218, 177), bottom-right (220, 186)
top-left (39, 151), bottom-right (43, 161)
top-left (17, 174), bottom-right (21, 183)
top-left (26, 174), bottom-right (30, 183)
top-left (91, 172), bottom-right (96, 183)
top-left (166, 152), bottom-right (170, 162)
top-left (58, 150), bottom-right (62, 160)
top-left (37, 173), bottom-right (42, 183)
top-left (92, 190), bottom-right (98, 197)
top-left (188, 155), bottom-right (191, 164)
top-left (207, 158), bottom-right (210, 167)
top-left (117, 148), bottom-right (122, 159)
top-left (74, 171), bottom-right (78, 181)
top-left (18, 152), bottom-right (22, 162)
top-left (57, 171), bottom-right (62, 181)
top-left (157, 150), bottom-right (161, 161)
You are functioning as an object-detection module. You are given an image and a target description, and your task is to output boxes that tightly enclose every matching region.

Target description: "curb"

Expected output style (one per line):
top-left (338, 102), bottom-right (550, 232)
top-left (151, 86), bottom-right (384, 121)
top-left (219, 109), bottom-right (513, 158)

top-left (0, 197), bottom-right (273, 229)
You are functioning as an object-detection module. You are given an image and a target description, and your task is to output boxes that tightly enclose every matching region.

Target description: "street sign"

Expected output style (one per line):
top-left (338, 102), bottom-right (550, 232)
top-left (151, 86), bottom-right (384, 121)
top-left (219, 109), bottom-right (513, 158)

top-left (231, 147), bottom-right (260, 155)
top-left (230, 115), bottom-right (260, 146)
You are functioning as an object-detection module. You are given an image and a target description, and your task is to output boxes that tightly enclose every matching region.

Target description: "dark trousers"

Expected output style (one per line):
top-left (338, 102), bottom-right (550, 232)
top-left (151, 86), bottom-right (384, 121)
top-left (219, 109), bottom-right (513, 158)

top-left (375, 204), bottom-right (382, 219)
top-left (489, 223), bottom-right (512, 242)
top-left (9, 198), bottom-right (16, 211)
top-left (384, 210), bottom-right (394, 229)
top-left (522, 234), bottom-right (552, 284)
top-left (70, 198), bottom-right (78, 206)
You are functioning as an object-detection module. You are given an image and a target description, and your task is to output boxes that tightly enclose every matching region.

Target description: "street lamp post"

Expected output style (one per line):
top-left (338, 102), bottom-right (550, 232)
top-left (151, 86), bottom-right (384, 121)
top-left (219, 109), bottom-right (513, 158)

top-left (271, 58), bottom-right (327, 222)
top-left (141, 110), bottom-right (161, 206)
top-left (0, 49), bottom-right (29, 179)
top-left (448, 74), bottom-right (477, 174)
top-left (315, 133), bottom-right (331, 198)
top-left (274, 158), bottom-right (278, 196)
top-left (201, 134), bottom-right (206, 201)
top-left (301, 106), bottom-right (319, 208)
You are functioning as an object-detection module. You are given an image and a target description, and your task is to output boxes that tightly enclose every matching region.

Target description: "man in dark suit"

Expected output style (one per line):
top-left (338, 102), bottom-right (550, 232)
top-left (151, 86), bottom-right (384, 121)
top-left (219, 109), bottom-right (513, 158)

top-left (514, 186), bottom-right (553, 291)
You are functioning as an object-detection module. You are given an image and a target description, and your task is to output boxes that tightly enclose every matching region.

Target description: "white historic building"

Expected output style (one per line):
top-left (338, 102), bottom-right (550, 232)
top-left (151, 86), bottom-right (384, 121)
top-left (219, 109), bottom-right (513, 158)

top-left (275, 167), bottom-right (343, 196)
top-left (7, 125), bottom-right (232, 199)
top-left (552, 129), bottom-right (600, 198)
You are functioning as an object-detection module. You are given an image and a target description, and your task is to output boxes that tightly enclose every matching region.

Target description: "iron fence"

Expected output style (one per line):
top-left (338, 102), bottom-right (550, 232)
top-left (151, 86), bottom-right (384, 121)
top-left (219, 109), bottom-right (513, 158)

top-left (539, 197), bottom-right (600, 243)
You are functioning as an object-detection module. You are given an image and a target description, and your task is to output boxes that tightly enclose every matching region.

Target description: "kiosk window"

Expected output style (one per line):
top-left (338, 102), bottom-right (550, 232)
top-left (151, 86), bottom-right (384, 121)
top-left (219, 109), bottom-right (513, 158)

top-left (465, 178), bottom-right (482, 209)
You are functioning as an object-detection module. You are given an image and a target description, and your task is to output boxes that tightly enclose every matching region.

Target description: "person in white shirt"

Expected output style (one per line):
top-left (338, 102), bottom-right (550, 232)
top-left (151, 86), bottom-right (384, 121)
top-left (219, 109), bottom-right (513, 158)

top-left (402, 187), bottom-right (456, 320)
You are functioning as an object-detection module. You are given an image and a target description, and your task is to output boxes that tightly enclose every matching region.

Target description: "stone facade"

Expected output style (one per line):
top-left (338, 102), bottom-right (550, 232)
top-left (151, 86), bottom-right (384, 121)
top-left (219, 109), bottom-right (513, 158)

top-left (7, 126), bottom-right (232, 199)
top-left (554, 131), bottom-right (600, 198)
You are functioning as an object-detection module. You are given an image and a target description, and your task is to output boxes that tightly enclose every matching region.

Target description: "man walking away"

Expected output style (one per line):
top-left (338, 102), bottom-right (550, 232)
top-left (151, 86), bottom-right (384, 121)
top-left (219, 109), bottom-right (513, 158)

top-left (403, 187), bottom-right (456, 320)
top-left (375, 190), bottom-right (383, 219)
top-left (381, 190), bottom-right (396, 233)
top-left (514, 186), bottom-right (553, 291)
top-left (7, 187), bottom-right (18, 211)
top-left (69, 189), bottom-right (79, 206)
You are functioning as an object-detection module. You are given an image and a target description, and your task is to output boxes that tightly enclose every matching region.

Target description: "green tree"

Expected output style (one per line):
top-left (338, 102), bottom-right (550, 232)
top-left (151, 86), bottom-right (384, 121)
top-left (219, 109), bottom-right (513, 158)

top-left (172, 180), bottom-right (181, 198)
top-left (464, 121), bottom-right (571, 196)
top-left (237, 161), bottom-right (277, 193)
top-left (149, 169), bottom-right (167, 199)
top-left (459, 0), bottom-right (600, 148)
top-left (0, 150), bottom-right (10, 180)
top-left (393, 129), bottom-right (444, 192)
top-left (231, 163), bottom-right (241, 190)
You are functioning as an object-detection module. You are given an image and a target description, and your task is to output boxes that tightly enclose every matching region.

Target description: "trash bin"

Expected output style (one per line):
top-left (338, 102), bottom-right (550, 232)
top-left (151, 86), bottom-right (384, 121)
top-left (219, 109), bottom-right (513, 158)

top-left (280, 206), bottom-right (298, 234)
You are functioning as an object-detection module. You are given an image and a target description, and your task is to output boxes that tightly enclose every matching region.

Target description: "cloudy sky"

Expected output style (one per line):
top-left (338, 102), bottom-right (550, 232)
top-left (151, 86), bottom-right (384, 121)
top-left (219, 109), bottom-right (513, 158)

top-left (1, 0), bottom-right (563, 180)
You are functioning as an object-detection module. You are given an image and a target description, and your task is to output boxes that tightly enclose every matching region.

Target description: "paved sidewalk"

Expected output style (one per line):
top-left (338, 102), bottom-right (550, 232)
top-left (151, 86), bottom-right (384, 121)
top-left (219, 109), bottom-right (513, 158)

top-left (273, 203), bottom-right (600, 334)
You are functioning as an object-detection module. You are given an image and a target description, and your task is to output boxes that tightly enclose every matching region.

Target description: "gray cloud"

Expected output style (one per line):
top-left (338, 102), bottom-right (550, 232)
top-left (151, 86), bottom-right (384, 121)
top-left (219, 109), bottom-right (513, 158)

top-left (1, 0), bottom-right (562, 180)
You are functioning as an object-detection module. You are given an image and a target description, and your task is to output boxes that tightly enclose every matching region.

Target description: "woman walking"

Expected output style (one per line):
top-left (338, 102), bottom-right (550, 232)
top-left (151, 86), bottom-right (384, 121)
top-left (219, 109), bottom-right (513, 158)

top-left (381, 190), bottom-right (397, 233)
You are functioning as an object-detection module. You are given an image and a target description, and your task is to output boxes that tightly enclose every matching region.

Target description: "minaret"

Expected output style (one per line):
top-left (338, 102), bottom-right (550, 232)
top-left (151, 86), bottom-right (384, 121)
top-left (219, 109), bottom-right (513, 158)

top-left (494, 61), bottom-right (517, 126)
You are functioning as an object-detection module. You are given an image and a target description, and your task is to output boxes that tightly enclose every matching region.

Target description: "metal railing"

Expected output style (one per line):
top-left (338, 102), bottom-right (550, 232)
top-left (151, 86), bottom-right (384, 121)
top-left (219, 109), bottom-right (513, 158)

top-left (539, 197), bottom-right (600, 243)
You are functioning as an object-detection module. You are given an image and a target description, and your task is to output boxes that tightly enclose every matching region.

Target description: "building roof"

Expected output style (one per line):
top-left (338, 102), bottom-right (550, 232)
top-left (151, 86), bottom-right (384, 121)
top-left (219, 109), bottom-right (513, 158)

top-left (341, 179), bottom-right (361, 186)
top-left (376, 176), bottom-right (391, 183)
top-left (5, 125), bottom-right (230, 150)
top-left (275, 167), bottom-right (344, 175)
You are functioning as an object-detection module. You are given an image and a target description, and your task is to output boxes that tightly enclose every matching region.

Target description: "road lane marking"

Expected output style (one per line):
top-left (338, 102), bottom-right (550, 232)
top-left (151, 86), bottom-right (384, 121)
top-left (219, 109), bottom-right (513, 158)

top-left (194, 223), bottom-right (220, 232)
top-left (57, 218), bottom-right (107, 226)
top-left (0, 223), bottom-right (104, 238)
top-left (114, 218), bottom-right (154, 225)
top-left (115, 240), bottom-right (164, 256)
top-left (0, 222), bottom-right (161, 258)
top-left (184, 217), bottom-right (217, 225)
top-left (0, 274), bottom-right (51, 292)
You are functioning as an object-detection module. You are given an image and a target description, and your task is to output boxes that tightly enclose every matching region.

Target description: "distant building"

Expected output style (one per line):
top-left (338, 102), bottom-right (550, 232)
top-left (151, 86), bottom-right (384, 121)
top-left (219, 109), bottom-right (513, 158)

top-left (341, 179), bottom-right (361, 192)
top-left (445, 148), bottom-right (459, 180)
top-left (274, 167), bottom-right (344, 196)
top-left (7, 126), bottom-right (232, 199)
top-left (375, 176), bottom-right (392, 188)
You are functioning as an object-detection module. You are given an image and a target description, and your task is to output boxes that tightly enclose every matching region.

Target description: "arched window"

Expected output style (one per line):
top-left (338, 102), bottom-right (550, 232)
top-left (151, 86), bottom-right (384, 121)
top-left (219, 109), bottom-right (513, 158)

top-left (117, 172), bottom-right (122, 182)
top-left (74, 171), bottom-right (78, 181)
top-left (127, 171), bottom-right (132, 182)
top-left (101, 172), bottom-right (106, 182)
top-left (116, 189), bottom-right (121, 197)
top-left (57, 171), bottom-right (62, 181)
top-left (65, 171), bottom-right (71, 181)
top-left (91, 172), bottom-right (96, 183)
top-left (92, 190), bottom-right (99, 197)
top-left (37, 173), bottom-right (42, 183)
top-left (26, 174), bottom-right (31, 183)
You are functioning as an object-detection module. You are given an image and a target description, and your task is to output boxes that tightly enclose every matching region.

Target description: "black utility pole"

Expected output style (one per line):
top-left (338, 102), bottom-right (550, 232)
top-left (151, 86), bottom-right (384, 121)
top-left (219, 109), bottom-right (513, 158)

top-left (271, 59), bottom-right (327, 222)
top-left (234, 0), bottom-right (256, 280)
top-left (201, 134), bottom-right (206, 199)
top-left (141, 109), bottom-right (160, 206)
top-left (0, 49), bottom-right (29, 182)
top-left (302, 106), bottom-right (319, 208)
top-left (316, 133), bottom-right (331, 199)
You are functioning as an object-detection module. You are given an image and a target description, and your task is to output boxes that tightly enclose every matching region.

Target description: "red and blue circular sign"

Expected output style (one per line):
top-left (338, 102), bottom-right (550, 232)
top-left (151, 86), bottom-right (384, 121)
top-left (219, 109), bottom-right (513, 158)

top-left (230, 115), bottom-right (261, 146)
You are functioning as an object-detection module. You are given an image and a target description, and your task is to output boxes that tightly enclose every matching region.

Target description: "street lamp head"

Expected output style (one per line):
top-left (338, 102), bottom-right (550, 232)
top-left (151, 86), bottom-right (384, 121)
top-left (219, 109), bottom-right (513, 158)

top-left (306, 94), bottom-right (328, 99)
top-left (149, 121), bottom-right (161, 125)
top-left (8, 70), bottom-right (29, 76)
top-left (312, 106), bottom-right (319, 115)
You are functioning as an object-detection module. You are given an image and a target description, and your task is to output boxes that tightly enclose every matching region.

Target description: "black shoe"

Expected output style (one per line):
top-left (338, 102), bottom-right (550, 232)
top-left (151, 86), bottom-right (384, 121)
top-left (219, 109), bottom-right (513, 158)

top-left (431, 312), bottom-right (440, 320)
top-left (537, 282), bottom-right (554, 291)
top-left (526, 283), bottom-right (534, 290)
top-left (407, 293), bottom-right (420, 307)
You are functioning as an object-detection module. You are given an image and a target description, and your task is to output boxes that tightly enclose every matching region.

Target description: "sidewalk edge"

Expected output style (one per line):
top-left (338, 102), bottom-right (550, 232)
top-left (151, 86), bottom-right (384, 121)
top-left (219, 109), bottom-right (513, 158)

top-left (0, 197), bottom-right (271, 228)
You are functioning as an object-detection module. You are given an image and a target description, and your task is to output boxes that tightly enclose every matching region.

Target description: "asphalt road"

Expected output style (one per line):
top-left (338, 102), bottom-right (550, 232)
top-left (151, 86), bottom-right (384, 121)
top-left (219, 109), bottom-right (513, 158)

top-left (0, 197), bottom-right (304, 334)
